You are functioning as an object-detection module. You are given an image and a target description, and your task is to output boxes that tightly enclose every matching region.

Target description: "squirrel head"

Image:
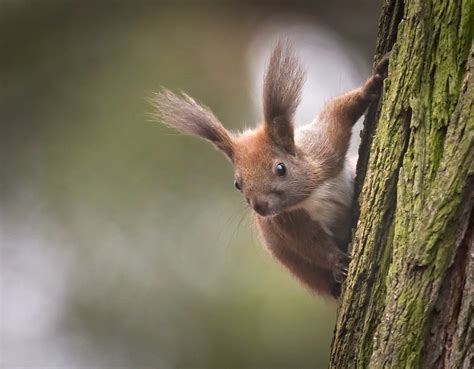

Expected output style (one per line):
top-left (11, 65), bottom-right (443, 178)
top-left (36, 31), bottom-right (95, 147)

top-left (153, 40), bottom-right (320, 216)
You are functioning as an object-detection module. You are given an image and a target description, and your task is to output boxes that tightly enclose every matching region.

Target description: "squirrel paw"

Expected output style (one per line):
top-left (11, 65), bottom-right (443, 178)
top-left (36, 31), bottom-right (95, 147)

top-left (364, 52), bottom-right (391, 99)
top-left (333, 263), bottom-right (350, 284)
top-left (374, 52), bottom-right (390, 79)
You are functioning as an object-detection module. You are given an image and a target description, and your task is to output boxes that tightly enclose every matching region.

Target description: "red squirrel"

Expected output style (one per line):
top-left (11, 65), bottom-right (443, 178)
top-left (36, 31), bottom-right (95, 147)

top-left (153, 40), bottom-right (389, 300)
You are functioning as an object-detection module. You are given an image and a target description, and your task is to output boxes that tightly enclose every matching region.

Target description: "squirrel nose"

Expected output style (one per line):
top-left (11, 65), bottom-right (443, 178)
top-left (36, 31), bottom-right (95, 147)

top-left (252, 199), bottom-right (269, 216)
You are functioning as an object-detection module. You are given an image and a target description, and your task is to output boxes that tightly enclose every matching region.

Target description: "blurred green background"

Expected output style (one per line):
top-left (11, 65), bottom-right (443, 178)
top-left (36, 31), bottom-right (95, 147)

top-left (1, 1), bottom-right (380, 368)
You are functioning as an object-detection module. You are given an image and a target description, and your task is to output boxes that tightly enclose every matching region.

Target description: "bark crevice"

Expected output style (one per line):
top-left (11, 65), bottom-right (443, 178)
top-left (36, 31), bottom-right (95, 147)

top-left (422, 209), bottom-right (472, 369)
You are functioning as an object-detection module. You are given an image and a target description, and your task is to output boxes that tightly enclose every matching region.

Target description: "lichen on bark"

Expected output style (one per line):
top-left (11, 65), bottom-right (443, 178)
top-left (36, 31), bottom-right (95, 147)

top-left (330, 0), bottom-right (473, 368)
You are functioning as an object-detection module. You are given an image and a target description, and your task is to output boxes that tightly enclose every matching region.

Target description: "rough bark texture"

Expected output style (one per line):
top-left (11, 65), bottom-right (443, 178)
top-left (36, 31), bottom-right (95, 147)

top-left (330, 0), bottom-right (473, 368)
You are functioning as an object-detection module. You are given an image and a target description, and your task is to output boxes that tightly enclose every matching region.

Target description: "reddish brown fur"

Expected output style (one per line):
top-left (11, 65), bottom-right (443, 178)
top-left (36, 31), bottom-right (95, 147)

top-left (256, 209), bottom-right (350, 299)
top-left (152, 42), bottom-right (390, 300)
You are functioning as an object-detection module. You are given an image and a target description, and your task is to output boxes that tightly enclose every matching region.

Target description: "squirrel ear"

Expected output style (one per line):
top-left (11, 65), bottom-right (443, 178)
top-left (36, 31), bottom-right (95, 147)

top-left (152, 89), bottom-right (234, 160)
top-left (265, 115), bottom-right (296, 155)
top-left (262, 40), bottom-right (305, 155)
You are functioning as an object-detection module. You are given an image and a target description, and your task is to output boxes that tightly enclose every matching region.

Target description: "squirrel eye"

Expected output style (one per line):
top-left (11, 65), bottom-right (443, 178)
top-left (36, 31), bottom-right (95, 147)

top-left (234, 180), bottom-right (241, 191)
top-left (275, 163), bottom-right (286, 176)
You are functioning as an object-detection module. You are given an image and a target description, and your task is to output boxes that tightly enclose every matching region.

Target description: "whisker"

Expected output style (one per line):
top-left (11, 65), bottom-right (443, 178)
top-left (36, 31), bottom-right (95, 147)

top-left (215, 206), bottom-right (243, 245)
top-left (224, 206), bottom-right (249, 251)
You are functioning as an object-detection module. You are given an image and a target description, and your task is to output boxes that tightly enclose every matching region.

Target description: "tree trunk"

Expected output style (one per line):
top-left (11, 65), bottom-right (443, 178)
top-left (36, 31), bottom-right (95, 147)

top-left (330, 0), bottom-right (473, 368)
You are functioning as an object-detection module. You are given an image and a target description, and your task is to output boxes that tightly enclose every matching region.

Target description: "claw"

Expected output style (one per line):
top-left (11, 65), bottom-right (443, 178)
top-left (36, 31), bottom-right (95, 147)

top-left (333, 266), bottom-right (349, 284)
top-left (333, 272), bottom-right (343, 284)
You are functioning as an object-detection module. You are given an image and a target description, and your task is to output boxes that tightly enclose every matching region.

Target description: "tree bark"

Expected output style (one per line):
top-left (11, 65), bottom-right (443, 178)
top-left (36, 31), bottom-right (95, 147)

top-left (330, 0), bottom-right (473, 368)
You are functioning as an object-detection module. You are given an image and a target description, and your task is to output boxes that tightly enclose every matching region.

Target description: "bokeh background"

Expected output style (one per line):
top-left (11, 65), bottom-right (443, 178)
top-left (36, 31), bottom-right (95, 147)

top-left (1, 1), bottom-right (381, 368)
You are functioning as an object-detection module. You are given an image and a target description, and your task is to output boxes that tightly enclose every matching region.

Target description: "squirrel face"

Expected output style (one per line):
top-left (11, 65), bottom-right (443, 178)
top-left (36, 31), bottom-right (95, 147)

top-left (232, 126), bottom-right (317, 217)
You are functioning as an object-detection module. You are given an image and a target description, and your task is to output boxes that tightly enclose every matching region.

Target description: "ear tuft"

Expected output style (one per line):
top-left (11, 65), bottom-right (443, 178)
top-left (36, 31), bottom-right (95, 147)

top-left (263, 39), bottom-right (305, 154)
top-left (151, 89), bottom-right (234, 160)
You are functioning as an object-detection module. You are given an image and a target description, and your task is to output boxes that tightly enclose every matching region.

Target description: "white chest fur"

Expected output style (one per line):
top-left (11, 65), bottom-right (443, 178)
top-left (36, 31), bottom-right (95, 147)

top-left (296, 160), bottom-right (355, 236)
